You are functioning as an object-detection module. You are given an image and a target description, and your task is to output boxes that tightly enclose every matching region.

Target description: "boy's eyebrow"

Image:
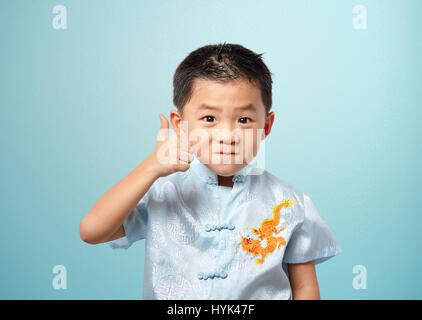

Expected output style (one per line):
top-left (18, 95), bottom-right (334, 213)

top-left (197, 103), bottom-right (257, 112)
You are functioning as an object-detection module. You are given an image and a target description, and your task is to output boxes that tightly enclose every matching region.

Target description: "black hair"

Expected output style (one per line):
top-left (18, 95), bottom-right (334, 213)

top-left (173, 42), bottom-right (273, 116)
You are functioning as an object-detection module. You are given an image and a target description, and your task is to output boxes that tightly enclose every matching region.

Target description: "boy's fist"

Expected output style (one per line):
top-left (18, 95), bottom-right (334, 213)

top-left (148, 114), bottom-right (196, 178)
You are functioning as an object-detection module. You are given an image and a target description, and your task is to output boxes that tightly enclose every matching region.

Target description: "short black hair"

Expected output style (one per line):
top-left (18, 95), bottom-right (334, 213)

top-left (173, 42), bottom-right (273, 116)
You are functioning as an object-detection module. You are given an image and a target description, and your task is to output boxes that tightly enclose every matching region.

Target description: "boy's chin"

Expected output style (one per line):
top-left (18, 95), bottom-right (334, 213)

top-left (206, 163), bottom-right (246, 177)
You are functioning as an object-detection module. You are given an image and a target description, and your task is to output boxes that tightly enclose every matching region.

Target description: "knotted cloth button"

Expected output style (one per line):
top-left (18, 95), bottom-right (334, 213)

top-left (204, 223), bottom-right (236, 232)
top-left (206, 176), bottom-right (218, 185)
top-left (232, 174), bottom-right (245, 183)
top-left (198, 270), bottom-right (228, 280)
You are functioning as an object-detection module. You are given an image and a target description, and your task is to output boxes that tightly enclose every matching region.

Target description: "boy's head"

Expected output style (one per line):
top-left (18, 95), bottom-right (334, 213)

top-left (169, 43), bottom-right (275, 177)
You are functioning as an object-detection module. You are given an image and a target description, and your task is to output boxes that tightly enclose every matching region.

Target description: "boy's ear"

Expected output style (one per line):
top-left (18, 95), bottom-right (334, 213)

top-left (169, 109), bottom-right (183, 135)
top-left (262, 111), bottom-right (275, 140)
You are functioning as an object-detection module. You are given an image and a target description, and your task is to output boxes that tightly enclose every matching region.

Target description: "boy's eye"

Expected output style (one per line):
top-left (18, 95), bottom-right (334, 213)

top-left (239, 117), bottom-right (251, 124)
top-left (202, 116), bottom-right (216, 122)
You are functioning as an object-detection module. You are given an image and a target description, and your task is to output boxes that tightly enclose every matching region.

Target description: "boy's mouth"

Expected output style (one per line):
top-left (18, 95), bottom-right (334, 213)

top-left (216, 152), bottom-right (238, 155)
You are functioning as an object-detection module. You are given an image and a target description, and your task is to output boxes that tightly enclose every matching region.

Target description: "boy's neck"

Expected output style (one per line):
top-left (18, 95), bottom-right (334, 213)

top-left (218, 175), bottom-right (234, 188)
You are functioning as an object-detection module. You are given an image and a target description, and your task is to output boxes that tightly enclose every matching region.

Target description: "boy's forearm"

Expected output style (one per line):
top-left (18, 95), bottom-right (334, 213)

top-left (288, 261), bottom-right (320, 300)
top-left (292, 284), bottom-right (321, 300)
top-left (80, 155), bottom-right (159, 244)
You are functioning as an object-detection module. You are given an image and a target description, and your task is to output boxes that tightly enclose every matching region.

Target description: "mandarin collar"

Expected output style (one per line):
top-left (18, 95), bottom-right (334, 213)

top-left (189, 155), bottom-right (252, 185)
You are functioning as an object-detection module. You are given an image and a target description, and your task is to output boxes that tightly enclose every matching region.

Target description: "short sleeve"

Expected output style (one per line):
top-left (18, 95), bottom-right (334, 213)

top-left (106, 182), bottom-right (157, 250)
top-left (283, 194), bottom-right (342, 265)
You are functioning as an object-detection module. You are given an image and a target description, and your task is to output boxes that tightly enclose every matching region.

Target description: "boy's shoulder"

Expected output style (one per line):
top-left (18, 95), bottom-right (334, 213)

top-left (252, 168), bottom-right (304, 196)
top-left (253, 169), bottom-right (307, 221)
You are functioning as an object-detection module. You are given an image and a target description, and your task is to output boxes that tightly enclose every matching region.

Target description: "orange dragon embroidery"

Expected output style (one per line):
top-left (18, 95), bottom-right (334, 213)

top-left (235, 199), bottom-right (297, 264)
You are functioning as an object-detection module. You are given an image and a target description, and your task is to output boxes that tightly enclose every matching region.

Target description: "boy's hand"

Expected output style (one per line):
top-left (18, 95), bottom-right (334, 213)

top-left (147, 114), bottom-right (196, 178)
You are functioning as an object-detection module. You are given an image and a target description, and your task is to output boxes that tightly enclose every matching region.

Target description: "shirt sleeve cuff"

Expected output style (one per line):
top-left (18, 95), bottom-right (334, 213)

top-left (283, 244), bottom-right (342, 265)
top-left (106, 235), bottom-right (130, 250)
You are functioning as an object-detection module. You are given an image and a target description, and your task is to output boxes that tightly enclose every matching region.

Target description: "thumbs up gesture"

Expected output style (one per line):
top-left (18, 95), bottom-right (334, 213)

top-left (148, 114), bottom-right (196, 178)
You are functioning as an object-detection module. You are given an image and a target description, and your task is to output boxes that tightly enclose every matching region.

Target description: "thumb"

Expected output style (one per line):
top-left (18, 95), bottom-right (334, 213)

top-left (158, 114), bottom-right (169, 141)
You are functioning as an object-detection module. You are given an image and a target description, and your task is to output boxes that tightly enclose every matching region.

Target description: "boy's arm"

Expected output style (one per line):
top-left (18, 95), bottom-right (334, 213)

top-left (288, 260), bottom-right (321, 300)
top-left (108, 225), bottom-right (126, 241)
top-left (79, 114), bottom-right (193, 245)
top-left (79, 156), bottom-right (160, 244)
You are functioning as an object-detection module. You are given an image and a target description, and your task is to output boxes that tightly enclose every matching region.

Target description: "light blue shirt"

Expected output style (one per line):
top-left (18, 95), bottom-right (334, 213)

top-left (107, 156), bottom-right (342, 299)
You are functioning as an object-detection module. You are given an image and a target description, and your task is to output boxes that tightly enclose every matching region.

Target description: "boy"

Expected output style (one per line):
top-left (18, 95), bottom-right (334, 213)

top-left (80, 43), bottom-right (342, 300)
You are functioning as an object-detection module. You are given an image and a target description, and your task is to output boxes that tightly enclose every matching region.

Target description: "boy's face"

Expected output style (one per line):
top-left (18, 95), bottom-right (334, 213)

top-left (170, 78), bottom-right (274, 177)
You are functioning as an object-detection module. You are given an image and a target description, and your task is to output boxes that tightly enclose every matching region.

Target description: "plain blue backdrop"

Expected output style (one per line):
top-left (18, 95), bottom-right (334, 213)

top-left (1, 0), bottom-right (421, 299)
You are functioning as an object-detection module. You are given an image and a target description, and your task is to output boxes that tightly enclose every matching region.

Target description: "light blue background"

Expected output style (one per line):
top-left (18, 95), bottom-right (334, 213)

top-left (1, 0), bottom-right (421, 299)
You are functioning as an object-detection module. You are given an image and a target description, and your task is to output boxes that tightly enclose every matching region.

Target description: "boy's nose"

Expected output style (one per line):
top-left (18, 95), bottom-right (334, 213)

top-left (212, 128), bottom-right (242, 145)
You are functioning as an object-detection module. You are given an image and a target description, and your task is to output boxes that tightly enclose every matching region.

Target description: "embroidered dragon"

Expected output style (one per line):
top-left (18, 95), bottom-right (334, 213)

top-left (235, 199), bottom-right (297, 264)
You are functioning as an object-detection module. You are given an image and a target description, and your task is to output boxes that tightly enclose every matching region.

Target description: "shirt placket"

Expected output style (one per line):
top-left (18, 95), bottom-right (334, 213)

top-left (205, 178), bottom-right (244, 299)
